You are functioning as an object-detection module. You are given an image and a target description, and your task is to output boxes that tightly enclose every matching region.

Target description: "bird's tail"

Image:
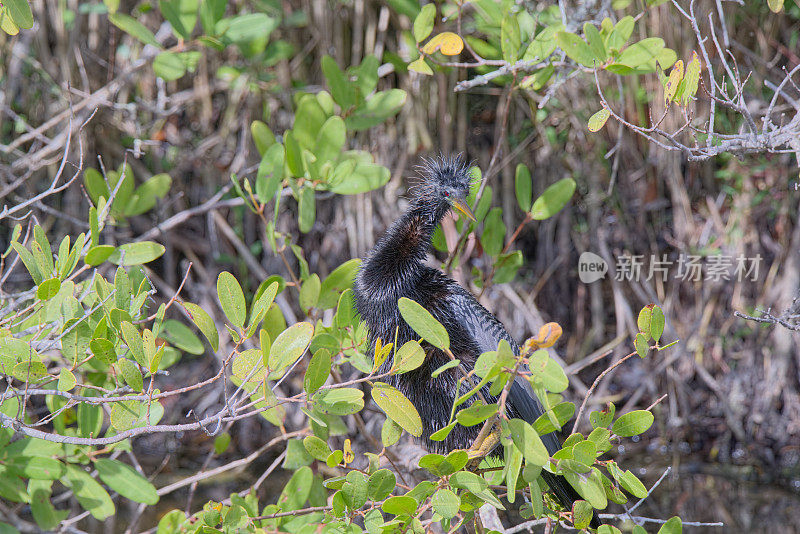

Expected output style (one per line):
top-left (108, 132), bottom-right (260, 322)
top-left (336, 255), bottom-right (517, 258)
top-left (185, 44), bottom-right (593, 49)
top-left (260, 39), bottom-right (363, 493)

top-left (541, 470), bottom-right (602, 529)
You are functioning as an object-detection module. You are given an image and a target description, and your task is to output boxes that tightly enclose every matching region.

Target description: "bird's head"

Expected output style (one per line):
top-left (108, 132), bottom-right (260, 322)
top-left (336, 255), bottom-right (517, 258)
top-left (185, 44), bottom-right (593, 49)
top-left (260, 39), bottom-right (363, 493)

top-left (412, 155), bottom-right (476, 222)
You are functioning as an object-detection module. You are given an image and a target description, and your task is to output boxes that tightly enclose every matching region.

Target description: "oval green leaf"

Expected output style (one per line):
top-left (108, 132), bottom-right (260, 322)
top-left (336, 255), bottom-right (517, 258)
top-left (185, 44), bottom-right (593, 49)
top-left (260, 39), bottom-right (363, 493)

top-left (371, 382), bottom-right (422, 437)
top-left (612, 410), bottom-right (654, 437)
top-left (530, 178), bottom-right (576, 220)
top-left (397, 297), bottom-right (449, 351)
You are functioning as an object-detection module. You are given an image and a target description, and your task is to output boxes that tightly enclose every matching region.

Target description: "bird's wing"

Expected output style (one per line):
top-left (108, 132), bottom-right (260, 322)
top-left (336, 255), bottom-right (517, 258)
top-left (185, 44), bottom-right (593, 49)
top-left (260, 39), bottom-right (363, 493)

top-left (447, 286), bottom-right (601, 528)
top-left (448, 286), bottom-right (561, 455)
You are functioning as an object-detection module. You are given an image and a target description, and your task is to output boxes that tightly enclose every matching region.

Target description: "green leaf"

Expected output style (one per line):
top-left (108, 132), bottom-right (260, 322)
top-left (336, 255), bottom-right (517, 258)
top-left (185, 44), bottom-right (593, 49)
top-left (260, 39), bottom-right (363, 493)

top-left (345, 89), bottom-right (407, 131)
top-left (382, 417), bottom-right (402, 446)
top-left (90, 338), bottom-right (117, 365)
top-left (533, 402), bottom-right (574, 434)
top-left (268, 322), bottom-right (314, 376)
top-left (555, 31), bottom-right (596, 67)
top-left (118, 358), bottom-right (144, 391)
top-left (314, 116), bottom-right (346, 164)
top-left (456, 402), bottom-right (498, 427)
top-left (256, 143), bottom-right (285, 203)
top-left (29, 480), bottom-right (68, 530)
top-left (303, 435), bottom-right (332, 461)
top-left (298, 186), bottom-right (316, 233)
top-left (159, 0), bottom-right (198, 40)
top-left (616, 37), bottom-right (665, 68)
top-left (161, 319), bottom-right (204, 355)
top-left (397, 297), bottom-right (449, 350)
top-left (572, 500), bottom-right (594, 529)
top-left (481, 207), bottom-right (506, 257)
top-left (501, 13), bottom-right (521, 64)
top-left (153, 51), bottom-right (186, 80)
top-left (108, 242), bottom-right (165, 266)
top-left (57, 369), bottom-right (76, 391)
top-left (562, 465), bottom-right (607, 509)
top-left (505, 442), bottom-right (523, 503)
top-left (293, 98), bottom-right (328, 150)
top-left (95, 459), bottom-right (159, 505)
top-left (634, 332), bottom-right (649, 358)
top-left (62, 464), bottom-right (115, 519)
top-left (612, 410), bottom-right (654, 437)
top-left (431, 488), bottom-right (460, 519)
top-left (36, 278), bottom-right (61, 301)
top-left (381, 495), bottom-right (417, 517)
top-left (327, 160), bottom-right (390, 195)
top-left (368, 469), bottom-right (396, 501)
top-left (314, 387), bottom-right (364, 415)
top-left (514, 164), bottom-right (532, 212)
top-left (6, 457), bottom-right (65, 480)
top-left (583, 22), bottom-right (607, 62)
top-left (251, 120), bottom-right (275, 156)
top-left (657, 516), bottom-right (682, 534)
top-left (506, 418), bottom-right (549, 466)
top-left (620, 470), bottom-right (648, 498)
top-left (372, 382), bottom-right (423, 437)
top-left (394, 340), bottom-right (426, 373)
top-left (321, 55), bottom-right (355, 110)
top-left (530, 178), bottom-right (576, 220)
top-left (650, 305), bottom-right (666, 343)
top-left (223, 13), bottom-right (278, 43)
top-left (316, 259), bottom-right (359, 309)
top-left (284, 130), bottom-right (304, 176)
top-left (538, 357), bottom-right (569, 393)
top-left (413, 3), bottom-right (435, 42)
top-left (588, 109), bottom-right (611, 132)
top-left (5, 0), bottom-right (33, 28)
top-left (590, 402), bottom-right (616, 429)
top-left (429, 421), bottom-right (457, 441)
top-left (277, 466), bottom-right (313, 511)
top-left (431, 359), bottom-right (460, 378)
top-left (607, 16), bottom-right (634, 50)
top-left (450, 471), bottom-right (488, 493)
top-left (217, 271), bottom-right (246, 329)
top-left (0, 466), bottom-right (29, 503)
top-left (523, 24), bottom-right (561, 62)
top-left (182, 303), bottom-right (219, 351)
top-left (304, 348), bottom-right (331, 395)
top-left (11, 242), bottom-right (43, 284)
top-left (109, 13), bottom-right (160, 47)
top-left (231, 349), bottom-right (264, 383)
top-left (85, 245), bottom-right (115, 266)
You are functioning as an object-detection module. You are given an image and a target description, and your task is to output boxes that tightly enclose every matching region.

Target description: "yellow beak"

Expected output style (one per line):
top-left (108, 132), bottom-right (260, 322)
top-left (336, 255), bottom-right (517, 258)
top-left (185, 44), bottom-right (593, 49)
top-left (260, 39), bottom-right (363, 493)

top-left (450, 197), bottom-right (476, 221)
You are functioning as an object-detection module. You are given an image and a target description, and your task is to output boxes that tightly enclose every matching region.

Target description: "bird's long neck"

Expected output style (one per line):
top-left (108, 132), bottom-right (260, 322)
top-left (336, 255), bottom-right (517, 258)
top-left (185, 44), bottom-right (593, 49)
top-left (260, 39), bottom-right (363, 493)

top-left (363, 200), bottom-right (447, 282)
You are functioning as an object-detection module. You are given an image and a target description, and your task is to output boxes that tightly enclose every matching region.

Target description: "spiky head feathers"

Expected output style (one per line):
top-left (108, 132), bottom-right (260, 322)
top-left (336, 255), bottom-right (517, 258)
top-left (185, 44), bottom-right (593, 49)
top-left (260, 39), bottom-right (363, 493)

top-left (412, 154), bottom-right (474, 201)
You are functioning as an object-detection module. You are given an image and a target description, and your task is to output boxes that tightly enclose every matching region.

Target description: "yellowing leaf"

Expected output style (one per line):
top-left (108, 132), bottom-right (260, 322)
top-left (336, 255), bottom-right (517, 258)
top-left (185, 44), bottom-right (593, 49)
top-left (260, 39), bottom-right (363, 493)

top-left (408, 57), bottom-right (433, 75)
top-left (532, 322), bottom-right (563, 348)
top-left (679, 51), bottom-right (701, 106)
top-left (664, 59), bottom-right (684, 105)
top-left (587, 109), bottom-right (611, 132)
top-left (372, 382), bottom-right (423, 437)
top-left (343, 438), bottom-right (355, 465)
top-left (0, 8), bottom-right (20, 35)
top-left (421, 32), bottom-right (464, 56)
top-left (767, 0), bottom-right (784, 12)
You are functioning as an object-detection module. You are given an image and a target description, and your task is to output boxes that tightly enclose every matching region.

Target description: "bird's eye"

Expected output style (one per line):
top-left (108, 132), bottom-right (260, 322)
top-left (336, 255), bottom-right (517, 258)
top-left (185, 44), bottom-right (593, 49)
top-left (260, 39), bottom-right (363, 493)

top-left (443, 191), bottom-right (450, 197)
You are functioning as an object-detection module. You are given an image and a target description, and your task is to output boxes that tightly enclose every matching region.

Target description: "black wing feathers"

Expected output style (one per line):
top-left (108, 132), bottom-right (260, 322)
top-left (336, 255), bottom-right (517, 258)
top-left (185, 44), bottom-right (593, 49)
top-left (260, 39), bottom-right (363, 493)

top-left (448, 285), bottom-right (601, 529)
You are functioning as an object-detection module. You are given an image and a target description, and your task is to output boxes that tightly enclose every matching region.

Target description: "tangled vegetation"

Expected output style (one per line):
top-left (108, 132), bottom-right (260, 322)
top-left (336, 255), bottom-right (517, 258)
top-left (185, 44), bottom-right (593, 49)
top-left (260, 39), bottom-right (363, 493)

top-left (1, 0), bottom-right (798, 532)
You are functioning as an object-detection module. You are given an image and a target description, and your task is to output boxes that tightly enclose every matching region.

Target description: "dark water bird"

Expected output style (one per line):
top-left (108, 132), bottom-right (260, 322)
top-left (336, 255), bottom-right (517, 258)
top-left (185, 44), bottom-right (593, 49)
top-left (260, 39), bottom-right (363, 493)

top-left (353, 155), bottom-right (601, 528)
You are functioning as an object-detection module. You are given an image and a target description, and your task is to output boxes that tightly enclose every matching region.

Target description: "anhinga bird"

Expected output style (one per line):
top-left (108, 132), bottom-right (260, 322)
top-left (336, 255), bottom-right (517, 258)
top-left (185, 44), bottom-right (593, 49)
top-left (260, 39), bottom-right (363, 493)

top-left (354, 155), bottom-right (601, 528)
